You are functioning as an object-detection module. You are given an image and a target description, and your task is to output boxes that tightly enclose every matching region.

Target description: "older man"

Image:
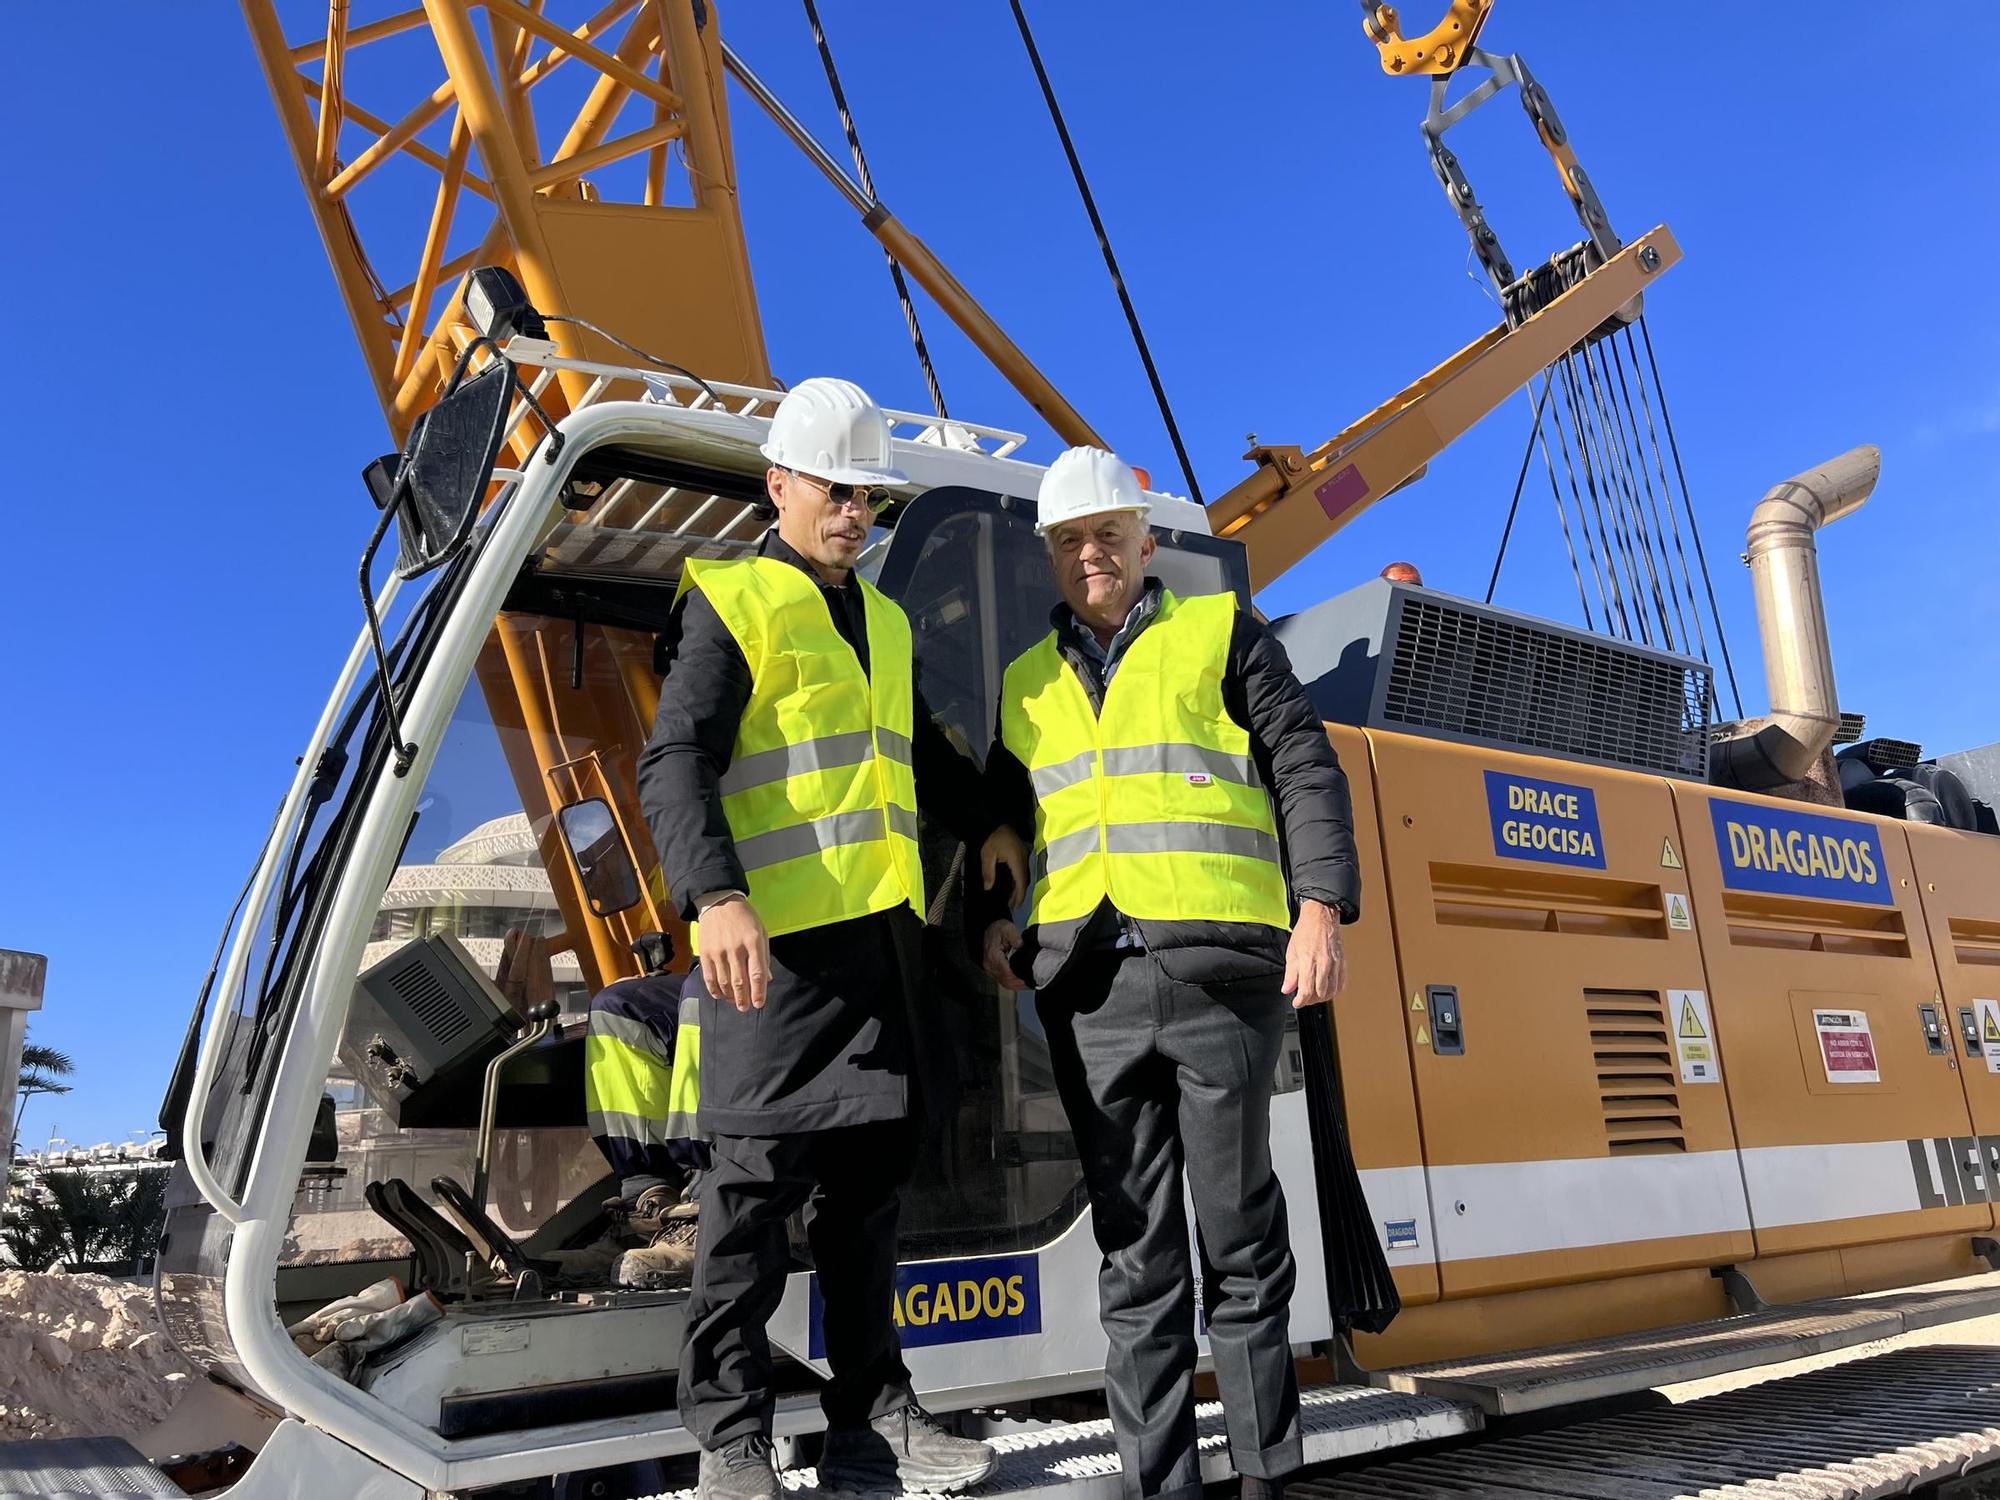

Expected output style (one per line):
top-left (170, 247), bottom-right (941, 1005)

top-left (639, 377), bottom-right (1022, 1500)
top-left (977, 446), bottom-right (1361, 1500)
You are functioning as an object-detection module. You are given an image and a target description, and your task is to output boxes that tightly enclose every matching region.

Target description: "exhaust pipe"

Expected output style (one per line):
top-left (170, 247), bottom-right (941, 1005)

top-left (1710, 445), bottom-right (1880, 792)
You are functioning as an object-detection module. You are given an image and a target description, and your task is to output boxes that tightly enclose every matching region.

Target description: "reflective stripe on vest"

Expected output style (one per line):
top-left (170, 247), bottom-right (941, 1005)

top-left (678, 556), bottom-right (924, 940)
top-left (666, 991), bottom-right (702, 1142)
top-left (999, 589), bottom-right (1290, 932)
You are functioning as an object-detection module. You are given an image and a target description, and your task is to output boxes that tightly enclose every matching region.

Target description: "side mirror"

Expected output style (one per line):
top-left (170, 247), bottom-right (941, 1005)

top-left (557, 799), bottom-right (641, 916)
top-left (369, 357), bottom-right (514, 580)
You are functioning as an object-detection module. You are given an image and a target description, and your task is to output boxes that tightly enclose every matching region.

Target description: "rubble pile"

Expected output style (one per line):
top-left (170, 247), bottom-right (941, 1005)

top-left (0, 1270), bottom-right (198, 1439)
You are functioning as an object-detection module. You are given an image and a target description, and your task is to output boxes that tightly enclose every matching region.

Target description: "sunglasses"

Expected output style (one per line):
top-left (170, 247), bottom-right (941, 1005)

top-left (782, 467), bottom-right (896, 516)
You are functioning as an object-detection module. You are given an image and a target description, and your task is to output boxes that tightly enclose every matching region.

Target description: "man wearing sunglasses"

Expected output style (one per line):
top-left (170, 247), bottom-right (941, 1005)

top-left (638, 377), bottom-right (1023, 1500)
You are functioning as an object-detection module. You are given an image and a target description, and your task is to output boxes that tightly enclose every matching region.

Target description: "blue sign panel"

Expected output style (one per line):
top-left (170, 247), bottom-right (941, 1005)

top-left (1385, 1219), bottom-right (1420, 1251)
top-left (1708, 797), bottom-right (1893, 905)
top-left (1485, 770), bottom-right (1606, 869)
top-left (809, 1253), bottom-right (1041, 1357)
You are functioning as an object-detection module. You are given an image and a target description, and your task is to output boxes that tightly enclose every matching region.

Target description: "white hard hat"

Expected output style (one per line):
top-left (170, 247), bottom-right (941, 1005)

top-left (760, 376), bottom-right (907, 486)
top-left (1034, 446), bottom-right (1151, 534)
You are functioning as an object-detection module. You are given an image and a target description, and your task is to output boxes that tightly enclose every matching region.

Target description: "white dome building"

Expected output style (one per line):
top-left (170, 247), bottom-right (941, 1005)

top-left (361, 812), bottom-right (585, 1002)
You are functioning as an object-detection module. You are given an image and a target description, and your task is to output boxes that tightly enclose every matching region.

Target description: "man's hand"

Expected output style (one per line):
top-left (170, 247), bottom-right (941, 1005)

top-left (982, 920), bottom-right (1028, 992)
top-left (698, 896), bottom-right (771, 1012)
top-left (1281, 899), bottom-right (1346, 1010)
top-left (980, 826), bottom-right (1029, 905)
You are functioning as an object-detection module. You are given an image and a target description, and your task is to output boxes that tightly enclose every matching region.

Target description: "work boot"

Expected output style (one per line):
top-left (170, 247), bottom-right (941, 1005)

top-left (613, 1204), bottom-right (699, 1288)
top-left (819, 1403), bottom-right (998, 1494)
top-left (604, 1182), bottom-right (680, 1242)
top-left (696, 1436), bottom-right (781, 1500)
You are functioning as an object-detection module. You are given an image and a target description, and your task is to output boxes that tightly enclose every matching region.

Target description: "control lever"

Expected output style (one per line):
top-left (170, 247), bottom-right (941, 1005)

top-left (472, 999), bottom-right (560, 1214)
top-left (366, 1178), bottom-right (478, 1299)
top-left (430, 1174), bottom-right (555, 1294)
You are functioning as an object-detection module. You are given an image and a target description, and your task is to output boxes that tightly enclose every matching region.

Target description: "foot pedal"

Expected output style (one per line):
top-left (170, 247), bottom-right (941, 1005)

top-left (367, 1178), bottom-right (475, 1298)
top-left (431, 1175), bottom-right (556, 1284)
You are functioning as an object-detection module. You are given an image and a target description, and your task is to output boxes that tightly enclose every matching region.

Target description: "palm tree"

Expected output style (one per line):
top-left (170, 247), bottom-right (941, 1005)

top-left (14, 1034), bottom-right (73, 1150)
top-left (2, 1166), bottom-right (169, 1272)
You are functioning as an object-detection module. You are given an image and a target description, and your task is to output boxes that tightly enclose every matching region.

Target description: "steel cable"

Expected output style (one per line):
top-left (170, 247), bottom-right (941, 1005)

top-left (1635, 317), bottom-right (1745, 717)
top-left (802, 0), bottom-right (951, 420)
top-left (1582, 339), bottom-right (1677, 649)
top-left (1008, 0), bottom-right (1202, 501)
top-left (1610, 330), bottom-right (1708, 673)
top-left (1486, 377), bottom-right (1555, 603)
top-left (1568, 351), bottom-right (1658, 646)
top-left (1553, 354), bottom-right (1638, 639)
top-left (1544, 367), bottom-right (1620, 633)
top-left (1532, 375), bottom-right (1599, 632)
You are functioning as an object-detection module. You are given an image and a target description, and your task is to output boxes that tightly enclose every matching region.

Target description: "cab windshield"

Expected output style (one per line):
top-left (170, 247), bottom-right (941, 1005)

top-left (280, 446), bottom-right (1262, 1280)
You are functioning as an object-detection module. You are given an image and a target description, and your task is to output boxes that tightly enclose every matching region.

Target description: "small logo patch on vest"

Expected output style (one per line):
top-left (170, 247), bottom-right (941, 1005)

top-left (1185, 772), bottom-right (1213, 786)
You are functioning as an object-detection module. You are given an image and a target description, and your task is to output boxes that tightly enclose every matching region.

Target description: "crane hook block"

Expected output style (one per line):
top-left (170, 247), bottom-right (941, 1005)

top-left (1362, 0), bottom-right (1494, 75)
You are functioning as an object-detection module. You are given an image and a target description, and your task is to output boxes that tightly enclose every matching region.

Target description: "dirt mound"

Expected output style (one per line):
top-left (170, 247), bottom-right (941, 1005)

top-left (0, 1270), bottom-right (198, 1440)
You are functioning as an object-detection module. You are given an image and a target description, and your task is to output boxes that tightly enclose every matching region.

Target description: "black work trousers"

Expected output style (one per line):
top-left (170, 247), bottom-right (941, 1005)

top-left (677, 1121), bottom-right (919, 1446)
top-left (1039, 951), bottom-right (1302, 1499)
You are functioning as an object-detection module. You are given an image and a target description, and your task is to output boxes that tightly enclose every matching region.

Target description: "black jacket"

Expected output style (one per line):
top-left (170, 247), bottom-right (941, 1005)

top-left (636, 533), bottom-right (991, 1134)
top-left (977, 582), bottom-right (1362, 992)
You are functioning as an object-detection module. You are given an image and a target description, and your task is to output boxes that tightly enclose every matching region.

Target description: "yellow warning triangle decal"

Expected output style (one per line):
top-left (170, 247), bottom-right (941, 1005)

top-left (1984, 1010), bottom-right (2000, 1044)
top-left (1661, 838), bottom-right (1683, 870)
top-left (1678, 997), bottom-right (1707, 1040)
top-left (1416, 1025), bottom-right (1431, 1047)
top-left (1411, 993), bottom-right (1426, 1013)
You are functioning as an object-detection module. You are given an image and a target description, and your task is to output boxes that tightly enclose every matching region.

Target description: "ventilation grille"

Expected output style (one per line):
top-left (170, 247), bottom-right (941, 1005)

top-left (1586, 990), bottom-right (1685, 1155)
top-left (1846, 736), bottom-right (1924, 774)
top-left (386, 955), bottom-right (471, 1047)
top-left (1383, 596), bottom-right (1711, 778)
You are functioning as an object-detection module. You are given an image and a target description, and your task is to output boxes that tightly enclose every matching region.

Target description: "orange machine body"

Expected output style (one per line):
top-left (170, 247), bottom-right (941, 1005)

top-left (1329, 730), bottom-right (1998, 1364)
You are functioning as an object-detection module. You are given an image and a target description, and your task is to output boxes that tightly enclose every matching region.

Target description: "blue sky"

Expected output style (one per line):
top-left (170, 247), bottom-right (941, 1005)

top-left (2, 4), bottom-right (1994, 1147)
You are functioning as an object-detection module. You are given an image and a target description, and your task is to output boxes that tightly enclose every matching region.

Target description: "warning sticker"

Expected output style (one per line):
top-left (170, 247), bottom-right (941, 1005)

top-left (1670, 988), bottom-right (1718, 1085)
top-left (1665, 893), bottom-right (1693, 930)
top-left (1410, 992), bottom-right (1425, 1013)
top-left (1661, 838), bottom-right (1682, 869)
top-left (1814, 1009), bottom-right (1880, 1084)
top-left (1416, 1025), bottom-right (1431, 1048)
top-left (1978, 999), bottom-right (2000, 1076)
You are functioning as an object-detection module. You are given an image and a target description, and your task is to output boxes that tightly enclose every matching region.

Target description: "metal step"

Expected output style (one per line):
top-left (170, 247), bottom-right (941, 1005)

top-left (1304, 1343), bottom-right (2000, 1498)
top-left (0, 1437), bottom-right (186, 1500)
top-left (1380, 1278), bottom-right (2000, 1415)
top-left (642, 1384), bottom-right (1478, 1500)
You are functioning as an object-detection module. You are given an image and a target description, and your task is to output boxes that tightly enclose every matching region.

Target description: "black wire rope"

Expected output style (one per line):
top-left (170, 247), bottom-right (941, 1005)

top-left (1634, 318), bottom-right (1745, 718)
top-left (1582, 338), bottom-right (1677, 649)
top-left (1534, 376), bottom-right (1599, 632)
top-left (802, 0), bottom-right (951, 420)
top-left (1553, 353), bottom-right (1638, 639)
top-left (1486, 377), bottom-right (1555, 604)
top-left (1544, 365), bottom-right (1619, 633)
top-left (1008, 0), bottom-right (1202, 502)
top-left (1608, 330), bottom-right (1706, 668)
top-left (1569, 349), bottom-right (1660, 647)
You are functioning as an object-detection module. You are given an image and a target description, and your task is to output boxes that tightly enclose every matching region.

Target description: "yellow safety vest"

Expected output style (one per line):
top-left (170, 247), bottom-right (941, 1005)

top-left (999, 589), bottom-right (1290, 933)
top-left (677, 556), bottom-right (925, 940)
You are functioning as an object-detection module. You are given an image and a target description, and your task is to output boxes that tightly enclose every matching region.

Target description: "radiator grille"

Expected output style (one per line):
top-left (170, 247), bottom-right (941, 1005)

top-left (1383, 596), bottom-right (1711, 777)
top-left (1586, 990), bottom-right (1685, 1155)
top-left (386, 956), bottom-right (470, 1047)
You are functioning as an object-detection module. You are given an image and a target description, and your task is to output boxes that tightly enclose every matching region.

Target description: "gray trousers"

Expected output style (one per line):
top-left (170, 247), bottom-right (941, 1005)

top-left (1039, 951), bottom-right (1302, 1499)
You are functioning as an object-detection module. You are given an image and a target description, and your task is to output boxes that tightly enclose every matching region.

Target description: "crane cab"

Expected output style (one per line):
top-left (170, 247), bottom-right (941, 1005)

top-left (154, 355), bottom-right (1345, 1491)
